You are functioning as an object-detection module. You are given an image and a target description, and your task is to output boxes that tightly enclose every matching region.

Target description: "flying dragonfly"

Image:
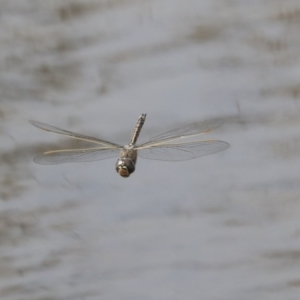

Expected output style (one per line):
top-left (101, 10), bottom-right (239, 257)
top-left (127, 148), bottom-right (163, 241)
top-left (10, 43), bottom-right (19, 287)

top-left (30, 114), bottom-right (229, 178)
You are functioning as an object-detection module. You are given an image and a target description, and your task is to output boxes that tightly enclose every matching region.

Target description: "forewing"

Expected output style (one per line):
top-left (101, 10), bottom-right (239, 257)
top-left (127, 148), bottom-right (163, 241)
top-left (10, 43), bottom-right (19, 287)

top-left (138, 140), bottom-right (229, 161)
top-left (139, 118), bottom-right (223, 147)
top-left (33, 148), bottom-right (120, 165)
top-left (30, 120), bottom-right (121, 148)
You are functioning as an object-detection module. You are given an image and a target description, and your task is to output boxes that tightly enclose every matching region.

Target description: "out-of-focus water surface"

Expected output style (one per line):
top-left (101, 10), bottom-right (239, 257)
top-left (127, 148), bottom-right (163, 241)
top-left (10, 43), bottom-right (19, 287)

top-left (1, 0), bottom-right (300, 299)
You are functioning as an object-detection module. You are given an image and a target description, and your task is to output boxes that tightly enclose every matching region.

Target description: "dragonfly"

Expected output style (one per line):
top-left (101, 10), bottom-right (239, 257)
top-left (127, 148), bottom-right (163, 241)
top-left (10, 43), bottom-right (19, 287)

top-left (30, 114), bottom-right (229, 178)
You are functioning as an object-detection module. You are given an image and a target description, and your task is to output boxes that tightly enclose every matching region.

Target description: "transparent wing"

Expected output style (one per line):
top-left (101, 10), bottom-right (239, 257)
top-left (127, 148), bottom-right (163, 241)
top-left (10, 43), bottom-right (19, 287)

top-left (137, 140), bottom-right (229, 161)
top-left (30, 120), bottom-right (121, 148)
top-left (33, 148), bottom-right (120, 165)
top-left (138, 118), bottom-right (223, 148)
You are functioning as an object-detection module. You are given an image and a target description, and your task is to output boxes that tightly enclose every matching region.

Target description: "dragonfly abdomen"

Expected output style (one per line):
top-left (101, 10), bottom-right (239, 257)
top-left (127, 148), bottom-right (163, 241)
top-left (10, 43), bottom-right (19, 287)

top-left (130, 114), bottom-right (146, 145)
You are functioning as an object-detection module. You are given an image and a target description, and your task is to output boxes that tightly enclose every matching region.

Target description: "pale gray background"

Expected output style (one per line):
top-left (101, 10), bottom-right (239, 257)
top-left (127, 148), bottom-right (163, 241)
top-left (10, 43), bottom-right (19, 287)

top-left (1, 1), bottom-right (300, 299)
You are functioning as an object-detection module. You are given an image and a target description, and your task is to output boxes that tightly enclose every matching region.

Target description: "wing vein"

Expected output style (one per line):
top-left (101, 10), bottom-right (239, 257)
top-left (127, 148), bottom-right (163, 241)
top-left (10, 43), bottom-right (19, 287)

top-left (30, 120), bottom-right (122, 148)
top-left (138, 118), bottom-right (223, 147)
top-left (137, 140), bottom-right (229, 161)
top-left (33, 147), bottom-right (120, 165)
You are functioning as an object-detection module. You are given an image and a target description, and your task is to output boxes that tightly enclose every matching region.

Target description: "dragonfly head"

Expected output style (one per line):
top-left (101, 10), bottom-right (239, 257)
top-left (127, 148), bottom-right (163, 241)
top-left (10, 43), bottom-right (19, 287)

top-left (115, 158), bottom-right (135, 178)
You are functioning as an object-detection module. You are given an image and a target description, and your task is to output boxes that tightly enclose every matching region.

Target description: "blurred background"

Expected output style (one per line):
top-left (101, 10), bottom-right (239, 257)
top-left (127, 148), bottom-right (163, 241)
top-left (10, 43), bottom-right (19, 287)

top-left (1, 0), bottom-right (300, 299)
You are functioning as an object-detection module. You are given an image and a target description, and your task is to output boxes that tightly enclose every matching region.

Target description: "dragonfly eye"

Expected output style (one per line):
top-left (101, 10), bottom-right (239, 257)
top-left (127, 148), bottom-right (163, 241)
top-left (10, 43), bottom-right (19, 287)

top-left (116, 158), bottom-right (135, 178)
